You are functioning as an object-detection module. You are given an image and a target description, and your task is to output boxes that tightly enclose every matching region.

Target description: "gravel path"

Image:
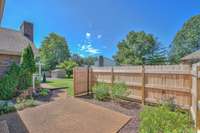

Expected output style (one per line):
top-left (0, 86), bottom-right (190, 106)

top-left (78, 95), bottom-right (141, 133)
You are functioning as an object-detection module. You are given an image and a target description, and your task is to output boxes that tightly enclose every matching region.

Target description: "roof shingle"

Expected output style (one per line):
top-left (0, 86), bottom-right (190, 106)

top-left (0, 27), bottom-right (38, 55)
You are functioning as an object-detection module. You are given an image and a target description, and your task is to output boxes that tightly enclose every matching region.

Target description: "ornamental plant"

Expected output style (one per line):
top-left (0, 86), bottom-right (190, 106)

top-left (0, 63), bottom-right (20, 100)
top-left (92, 83), bottom-right (110, 101)
top-left (111, 82), bottom-right (129, 100)
top-left (139, 105), bottom-right (194, 133)
top-left (19, 44), bottom-right (36, 90)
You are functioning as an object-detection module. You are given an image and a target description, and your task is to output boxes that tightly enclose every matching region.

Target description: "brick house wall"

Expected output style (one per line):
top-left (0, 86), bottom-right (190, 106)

top-left (0, 54), bottom-right (20, 77)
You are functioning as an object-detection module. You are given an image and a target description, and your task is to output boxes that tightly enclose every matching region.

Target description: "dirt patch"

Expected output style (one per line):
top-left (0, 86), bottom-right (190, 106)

top-left (78, 95), bottom-right (141, 133)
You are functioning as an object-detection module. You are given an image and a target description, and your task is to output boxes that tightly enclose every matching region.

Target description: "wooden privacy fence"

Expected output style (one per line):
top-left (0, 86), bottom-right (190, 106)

top-left (73, 64), bottom-right (200, 130)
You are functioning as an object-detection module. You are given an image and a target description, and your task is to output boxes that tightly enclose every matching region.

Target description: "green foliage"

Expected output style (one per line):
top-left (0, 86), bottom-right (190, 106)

top-left (59, 60), bottom-right (78, 78)
top-left (170, 15), bottom-right (200, 64)
top-left (113, 31), bottom-right (160, 65)
top-left (19, 45), bottom-right (36, 90)
top-left (139, 105), bottom-right (194, 133)
top-left (39, 89), bottom-right (49, 96)
top-left (0, 63), bottom-right (20, 100)
top-left (18, 70), bottom-right (32, 90)
top-left (20, 44), bottom-right (36, 73)
top-left (92, 83), bottom-right (110, 101)
top-left (111, 82), bottom-right (129, 100)
top-left (83, 56), bottom-right (97, 66)
top-left (0, 102), bottom-right (16, 115)
top-left (15, 98), bottom-right (38, 110)
top-left (71, 54), bottom-right (84, 66)
top-left (145, 47), bottom-right (167, 65)
top-left (42, 73), bottom-right (46, 83)
top-left (40, 33), bottom-right (71, 70)
top-left (35, 79), bottom-right (41, 88)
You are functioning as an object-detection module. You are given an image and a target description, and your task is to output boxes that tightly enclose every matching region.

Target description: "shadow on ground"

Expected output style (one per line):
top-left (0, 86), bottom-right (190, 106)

top-left (0, 112), bottom-right (29, 133)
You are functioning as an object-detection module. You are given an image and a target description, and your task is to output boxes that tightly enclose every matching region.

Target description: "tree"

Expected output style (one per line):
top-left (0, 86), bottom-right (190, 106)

top-left (145, 46), bottom-right (167, 65)
top-left (113, 31), bottom-right (159, 65)
top-left (59, 60), bottom-right (78, 78)
top-left (83, 56), bottom-right (97, 66)
top-left (169, 15), bottom-right (200, 64)
top-left (19, 44), bottom-right (36, 90)
top-left (40, 33), bottom-right (71, 70)
top-left (20, 44), bottom-right (36, 73)
top-left (71, 54), bottom-right (84, 66)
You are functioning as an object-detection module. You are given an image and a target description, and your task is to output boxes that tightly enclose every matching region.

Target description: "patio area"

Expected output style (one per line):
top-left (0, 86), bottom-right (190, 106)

top-left (0, 97), bottom-right (131, 133)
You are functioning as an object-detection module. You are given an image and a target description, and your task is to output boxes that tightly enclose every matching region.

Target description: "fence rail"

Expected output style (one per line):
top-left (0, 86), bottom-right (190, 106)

top-left (73, 64), bottom-right (200, 130)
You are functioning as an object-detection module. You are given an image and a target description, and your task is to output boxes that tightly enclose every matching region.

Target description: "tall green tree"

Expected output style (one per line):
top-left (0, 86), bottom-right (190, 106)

top-left (113, 31), bottom-right (161, 65)
top-left (40, 33), bottom-right (71, 70)
top-left (145, 47), bottom-right (167, 65)
top-left (19, 44), bottom-right (36, 90)
top-left (169, 15), bottom-right (200, 64)
top-left (20, 44), bottom-right (36, 73)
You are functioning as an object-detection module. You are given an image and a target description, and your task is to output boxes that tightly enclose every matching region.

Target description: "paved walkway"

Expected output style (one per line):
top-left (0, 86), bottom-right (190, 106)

top-left (14, 98), bottom-right (130, 133)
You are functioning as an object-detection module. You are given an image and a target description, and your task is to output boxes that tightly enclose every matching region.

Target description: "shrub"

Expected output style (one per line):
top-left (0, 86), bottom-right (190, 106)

top-left (18, 44), bottom-right (36, 90)
top-left (139, 105), bottom-right (194, 133)
top-left (35, 79), bottom-right (41, 88)
top-left (0, 102), bottom-right (16, 115)
top-left (42, 73), bottom-right (46, 83)
top-left (111, 82), bottom-right (128, 100)
top-left (18, 70), bottom-right (32, 90)
top-left (0, 63), bottom-right (20, 100)
top-left (15, 97), bottom-right (38, 110)
top-left (39, 89), bottom-right (49, 96)
top-left (59, 60), bottom-right (78, 78)
top-left (92, 83), bottom-right (110, 101)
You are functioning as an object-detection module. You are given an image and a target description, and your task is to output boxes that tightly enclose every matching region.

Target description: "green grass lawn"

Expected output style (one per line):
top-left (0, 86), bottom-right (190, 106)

top-left (46, 78), bottom-right (74, 96)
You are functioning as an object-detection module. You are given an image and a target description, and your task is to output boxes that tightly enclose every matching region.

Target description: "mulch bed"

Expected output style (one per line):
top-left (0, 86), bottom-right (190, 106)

top-left (78, 95), bottom-right (141, 133)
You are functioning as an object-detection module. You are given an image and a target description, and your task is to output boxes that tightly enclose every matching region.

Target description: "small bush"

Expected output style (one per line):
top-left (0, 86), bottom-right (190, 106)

top-left (111, 82), bottom-right (128, 100)
top-left (15, 98), bottom-right (38, 110)
top-left (39, 89), bottom-right (49, 96)
top-left (0, 102), bottom-right (16, 115)
top-left (92, 83), bottom-right (110, 101)
top-left (139, 105), bottom-right (194, 133)
top-left (18, 70), bottom-right (32, 90)
top-left (0, 63), bottom-right (20, 100)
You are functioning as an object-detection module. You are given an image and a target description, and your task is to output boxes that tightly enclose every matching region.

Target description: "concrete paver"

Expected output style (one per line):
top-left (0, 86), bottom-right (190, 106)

top-left (18, 98), bottom-right (131, 133)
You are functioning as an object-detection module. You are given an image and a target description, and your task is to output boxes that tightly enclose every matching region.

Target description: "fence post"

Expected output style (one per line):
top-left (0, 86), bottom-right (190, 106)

top-left (141, 65), bottom-right (145, 105)
top-left (73, 68), bottom-right (76, 96)
top-left (197, 66), bottom-right (200, 132)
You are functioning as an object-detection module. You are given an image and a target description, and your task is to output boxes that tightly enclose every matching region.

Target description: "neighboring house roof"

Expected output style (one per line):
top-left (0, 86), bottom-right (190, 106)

top-left (0, 27), bottom-right (38, 56)
top-left (181, 49), bottom-right (200, 61)
top-left (0, 0), bottom-right (5, 25)
top-left (94, 56), bottom-right (116, 67)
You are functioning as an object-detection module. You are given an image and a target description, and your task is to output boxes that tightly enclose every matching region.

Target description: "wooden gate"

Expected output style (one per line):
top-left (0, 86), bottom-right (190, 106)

top-left (73, 67), bottom-right (89, 96)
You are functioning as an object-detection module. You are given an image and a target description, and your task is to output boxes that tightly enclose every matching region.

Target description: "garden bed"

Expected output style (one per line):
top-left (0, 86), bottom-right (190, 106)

top-left (78, 95), bottom-right (141, 133)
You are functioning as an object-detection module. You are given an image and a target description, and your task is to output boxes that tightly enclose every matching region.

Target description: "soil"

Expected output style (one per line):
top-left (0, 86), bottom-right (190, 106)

top-left (78, 95), bottom-right (141, 133)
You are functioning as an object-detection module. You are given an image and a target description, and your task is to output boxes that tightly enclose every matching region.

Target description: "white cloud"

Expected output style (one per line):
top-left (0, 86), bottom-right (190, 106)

top-left (97, 34), bottom-right (102, 39)
top-left (80, 44), bottom-right (100, 54)
top-left (86, 32), bottom-right (91, 39)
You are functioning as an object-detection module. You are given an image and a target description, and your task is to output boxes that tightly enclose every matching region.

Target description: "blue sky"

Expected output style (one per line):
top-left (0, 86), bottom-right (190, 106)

top-left (2, 0), bottom-right (200, 58)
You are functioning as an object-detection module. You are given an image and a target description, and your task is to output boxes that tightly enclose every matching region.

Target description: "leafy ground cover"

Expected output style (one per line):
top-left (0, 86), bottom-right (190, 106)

top-left (46, 78), bottom-right (74, 96)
